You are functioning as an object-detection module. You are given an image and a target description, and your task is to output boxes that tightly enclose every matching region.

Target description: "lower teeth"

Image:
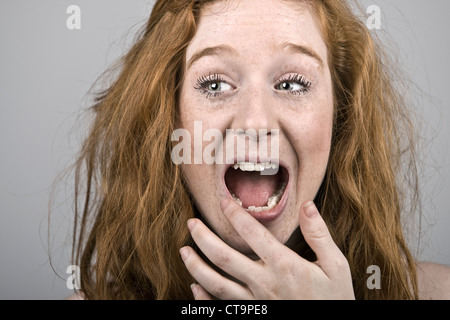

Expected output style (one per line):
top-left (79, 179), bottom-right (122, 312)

top-left (231, 182), bottom-right (287, 212)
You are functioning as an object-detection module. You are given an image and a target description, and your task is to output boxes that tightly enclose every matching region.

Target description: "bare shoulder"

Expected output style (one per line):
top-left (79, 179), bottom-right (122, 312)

top-left (64, 292), bottom-right (84, 300)
top-left (417, 262), bottom-right (450, 300)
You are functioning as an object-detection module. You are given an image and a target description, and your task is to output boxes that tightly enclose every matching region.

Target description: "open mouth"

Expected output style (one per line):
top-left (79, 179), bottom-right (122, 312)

top-left (224, 161), bottom-right (289, 214)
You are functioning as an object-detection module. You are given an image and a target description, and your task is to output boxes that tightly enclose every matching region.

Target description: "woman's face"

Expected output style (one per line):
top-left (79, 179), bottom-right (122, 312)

top-left (178, 0), bottom-right (334, 255)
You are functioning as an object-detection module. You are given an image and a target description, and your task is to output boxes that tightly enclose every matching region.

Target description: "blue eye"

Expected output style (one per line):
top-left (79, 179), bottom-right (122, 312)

top-left (207, 81), bottom-right (232, 92)
top-left (195, 73), bottom-right (233, 98)
top-left (278, 81), bottom-right (304, 91)
top-left (275, 74), bottom-right (311, 94)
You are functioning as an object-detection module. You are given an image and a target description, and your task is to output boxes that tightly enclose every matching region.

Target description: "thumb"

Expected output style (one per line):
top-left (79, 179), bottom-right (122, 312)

top-left (299, 201), bottom-right (340, 265)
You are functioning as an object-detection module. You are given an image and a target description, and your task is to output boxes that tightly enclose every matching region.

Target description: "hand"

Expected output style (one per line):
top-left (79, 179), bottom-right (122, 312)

top-left (179, 199), bottom-right (355, 300)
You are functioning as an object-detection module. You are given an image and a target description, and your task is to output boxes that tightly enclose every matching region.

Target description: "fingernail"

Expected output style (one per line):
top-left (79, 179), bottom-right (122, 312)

top-left (179, 247), bottom-right (190, 261)
top-left (303, 201), bottom-right (317, 218)
top-left (220, 199), bottom-right (232, 211)
top-left (187, 219), bottom-right (196, 231)
top-left (190, 283), bottom-right (198, 298)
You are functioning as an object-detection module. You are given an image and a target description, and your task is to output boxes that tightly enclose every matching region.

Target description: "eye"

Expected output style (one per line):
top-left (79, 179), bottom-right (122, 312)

top-left (207, 81), bottom-right (232, 92)
top-left (275, 74), bottom-right (311, 95)
top-left (195, 73), bottom-right (234, 98)
top-left (278, 81), bottom-right (303, 91)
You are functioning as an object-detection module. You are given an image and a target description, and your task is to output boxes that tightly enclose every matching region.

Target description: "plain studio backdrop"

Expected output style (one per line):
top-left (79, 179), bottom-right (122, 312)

top-left (0, 0), bottom-right (449, 299)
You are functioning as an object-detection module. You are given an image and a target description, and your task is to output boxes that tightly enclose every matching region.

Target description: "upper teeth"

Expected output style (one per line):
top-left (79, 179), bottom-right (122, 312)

top-left (232, 162), bottom-right (278, 172)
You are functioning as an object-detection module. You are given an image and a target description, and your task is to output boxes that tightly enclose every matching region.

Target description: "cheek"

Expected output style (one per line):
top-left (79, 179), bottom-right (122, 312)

top-left (304, 114), bottom-right (333, 154)
top-left (286, 104), bottom-right (334, 181)
top-left (304, 87), bottom-right (334, 155)
top-left (287, 99), bottom-right (333, 146)
top-left (181, 163), bottom-right (216, 216)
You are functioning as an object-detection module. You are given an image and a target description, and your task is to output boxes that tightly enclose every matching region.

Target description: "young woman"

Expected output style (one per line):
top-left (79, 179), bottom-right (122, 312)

top-left (67, 0), bottom-right (450, 299)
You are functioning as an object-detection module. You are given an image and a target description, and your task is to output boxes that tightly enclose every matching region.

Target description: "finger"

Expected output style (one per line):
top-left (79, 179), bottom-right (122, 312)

top-left (299, 201), bottom-right (349, 278)
top-left (180, 246), bottom-right (253, 299)
top-left (191, 283), bottom-right (213, 300)
top-left (220, 199), bottom-right (290, 264)
top-left (187, 218), bottom-right (260, 285)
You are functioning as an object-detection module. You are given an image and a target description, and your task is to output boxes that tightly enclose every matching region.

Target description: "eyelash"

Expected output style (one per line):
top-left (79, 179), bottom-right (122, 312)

top-left (275, 74), bottom-right (312, 95)
top-left (194, 72), bottom-right (312, 98)
top-left (194, 73), bottom-right (228, 99)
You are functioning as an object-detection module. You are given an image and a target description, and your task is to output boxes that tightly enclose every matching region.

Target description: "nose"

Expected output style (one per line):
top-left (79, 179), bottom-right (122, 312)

top-left (228, 79), bottom-right (280, 163)
top-left (230, 81), bottom-right (278, 132)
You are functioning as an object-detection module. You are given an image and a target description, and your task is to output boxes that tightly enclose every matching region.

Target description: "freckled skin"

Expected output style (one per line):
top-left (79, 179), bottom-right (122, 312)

top-left (179, 0), bottom-right (334, 256)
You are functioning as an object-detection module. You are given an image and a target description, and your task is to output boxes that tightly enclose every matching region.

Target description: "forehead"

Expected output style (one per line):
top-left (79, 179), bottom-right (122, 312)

top-left (186, 0), bottom-right (327, 64)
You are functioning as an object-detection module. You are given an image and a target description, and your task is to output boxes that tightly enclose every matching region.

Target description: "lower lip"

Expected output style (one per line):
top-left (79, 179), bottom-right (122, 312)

top-left (224, 180), bottom-right (290, 224)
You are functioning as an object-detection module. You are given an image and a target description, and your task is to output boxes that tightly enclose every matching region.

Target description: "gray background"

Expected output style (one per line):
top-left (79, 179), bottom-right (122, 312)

top-left (0, 0), bottom-right (448, 299)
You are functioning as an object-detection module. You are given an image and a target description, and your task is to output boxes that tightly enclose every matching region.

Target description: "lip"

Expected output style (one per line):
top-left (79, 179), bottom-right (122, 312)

top-left (221, 157), bottom-right (291, 224)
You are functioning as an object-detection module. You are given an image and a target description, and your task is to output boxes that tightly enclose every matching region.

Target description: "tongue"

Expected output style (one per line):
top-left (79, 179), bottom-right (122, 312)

top-left (225, 168), bottom-right (280, 208)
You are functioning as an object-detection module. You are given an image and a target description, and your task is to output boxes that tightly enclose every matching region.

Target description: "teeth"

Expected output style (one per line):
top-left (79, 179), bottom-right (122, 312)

top-left (230, 182), bottom-right (287, 212)
top-left (254, 163), bottom-right (263, 171)
top-left (231, 193), bottom-right (242, 207)
top-left (232, 161), bottom-right (279, 172)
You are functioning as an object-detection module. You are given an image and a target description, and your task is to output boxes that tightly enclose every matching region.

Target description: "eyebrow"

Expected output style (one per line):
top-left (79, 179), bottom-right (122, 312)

top-left (186, 42), bottom-right (324, 70)
top-left (281, 42), bottom-right (324, 68)
top-left (186, 44), bottom-right (238, 70)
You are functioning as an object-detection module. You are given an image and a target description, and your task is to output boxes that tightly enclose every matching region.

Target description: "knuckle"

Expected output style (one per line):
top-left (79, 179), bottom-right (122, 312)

top-left (307, 223), bottom-right (329, 240)
top-left (184, 253), bottom-right (199, 271)
top-left (239, 222), bottom-right (256, 239)
top-left (209, 283), bottom-right (226, 298)
top-left (331, 253), bottom-right (350, 274)
top-left (259, 285), bottom-right (280, 299)
top-left (336, 255), bottom-right (350, 270)
top-left (252, 274), bottom-right (279, 299)
top-left (274, 257), bottom-right (297, 275)
top-left (212, 252), bottom-right (231, 269)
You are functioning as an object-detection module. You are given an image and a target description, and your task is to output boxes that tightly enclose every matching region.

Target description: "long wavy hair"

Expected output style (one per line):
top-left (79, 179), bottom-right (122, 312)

top-left (69, 0), bottom-right (421, 299)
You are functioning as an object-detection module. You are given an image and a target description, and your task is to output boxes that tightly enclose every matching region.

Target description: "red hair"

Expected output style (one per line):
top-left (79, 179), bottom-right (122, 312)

top-left (69, 0), bottom-right (420, 299)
